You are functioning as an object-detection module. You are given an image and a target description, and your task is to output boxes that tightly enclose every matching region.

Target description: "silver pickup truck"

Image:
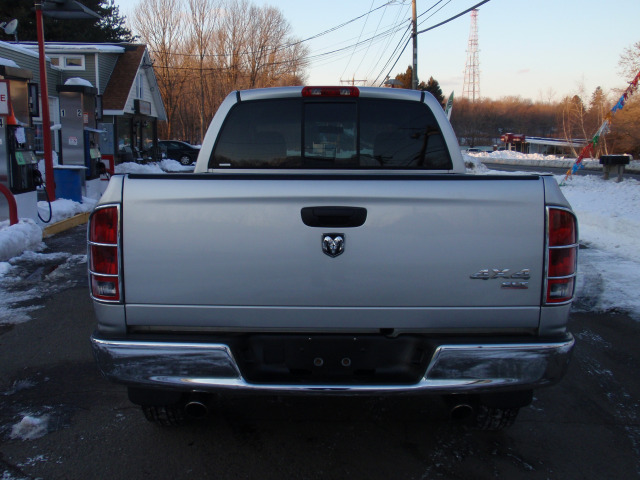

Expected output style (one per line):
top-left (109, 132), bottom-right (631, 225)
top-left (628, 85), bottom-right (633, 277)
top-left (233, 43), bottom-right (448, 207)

top-left (89, 86), bottom-right (577, 430)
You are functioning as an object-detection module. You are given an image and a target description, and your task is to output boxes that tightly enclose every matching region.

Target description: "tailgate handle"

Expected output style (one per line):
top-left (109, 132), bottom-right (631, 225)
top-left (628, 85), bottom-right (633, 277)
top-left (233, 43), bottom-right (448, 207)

top-left (301, 206), bottom-right (367, 228)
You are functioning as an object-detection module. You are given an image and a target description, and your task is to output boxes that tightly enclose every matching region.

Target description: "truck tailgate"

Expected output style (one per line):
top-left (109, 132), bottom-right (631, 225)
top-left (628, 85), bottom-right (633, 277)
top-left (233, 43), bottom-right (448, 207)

top-left (122, 174), bottom-right (546, 331)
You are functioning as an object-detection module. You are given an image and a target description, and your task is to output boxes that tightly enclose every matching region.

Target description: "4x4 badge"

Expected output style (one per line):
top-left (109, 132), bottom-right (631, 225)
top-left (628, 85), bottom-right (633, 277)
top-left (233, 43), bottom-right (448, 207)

top-left (322, 234), bottom-right (345, 258)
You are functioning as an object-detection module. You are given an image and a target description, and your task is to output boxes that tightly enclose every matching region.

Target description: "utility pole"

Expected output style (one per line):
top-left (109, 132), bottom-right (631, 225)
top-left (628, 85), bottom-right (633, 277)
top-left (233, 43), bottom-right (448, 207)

top-left (340, 76), bottom-right (367, 86)
top-left (411, 0), bottom-right (418, 90)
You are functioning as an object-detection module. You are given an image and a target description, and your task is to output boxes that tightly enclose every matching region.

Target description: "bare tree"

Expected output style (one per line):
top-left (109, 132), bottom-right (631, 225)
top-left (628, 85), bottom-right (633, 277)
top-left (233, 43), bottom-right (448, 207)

top-left (132, 0), bottom-right (187, 139)
top-left (245, 6), bottom-right (289, 87)
top-left (618, 41), bottom-right (640, 79)
top-left (187, 0), bottom-right (218, 140)
top-left (610, 41), bottom-right (640, 156)
top-left (131, 0), bottom-right (308, 142)
top-left (587, 86), bottom-right (610, 156)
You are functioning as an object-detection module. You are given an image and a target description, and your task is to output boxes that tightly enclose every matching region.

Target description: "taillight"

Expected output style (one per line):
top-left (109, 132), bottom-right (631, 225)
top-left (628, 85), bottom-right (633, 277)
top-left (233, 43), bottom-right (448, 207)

top-left (302, 86), bottom-right (359, 97)
top-left (545, 207), bottom-right (578, 304)
top-left (88, 205), bottom-right (121, 302)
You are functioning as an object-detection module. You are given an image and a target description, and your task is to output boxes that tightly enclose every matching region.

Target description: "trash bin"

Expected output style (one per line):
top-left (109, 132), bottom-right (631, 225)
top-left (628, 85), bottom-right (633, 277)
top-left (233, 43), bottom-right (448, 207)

top-left (599, 155), bottom-right (631, 182)
top-left (53, 166), bottom-right (87, 202)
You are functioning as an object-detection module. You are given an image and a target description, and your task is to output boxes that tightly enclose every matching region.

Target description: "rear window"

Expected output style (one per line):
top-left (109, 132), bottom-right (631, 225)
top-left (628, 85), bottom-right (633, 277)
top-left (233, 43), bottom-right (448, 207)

top-left (209, 98), bottom-right (452, 170)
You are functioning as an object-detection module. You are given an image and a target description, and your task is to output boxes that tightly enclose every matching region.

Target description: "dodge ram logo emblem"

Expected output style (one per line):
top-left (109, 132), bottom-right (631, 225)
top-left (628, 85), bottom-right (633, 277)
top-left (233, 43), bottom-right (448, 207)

top-left (322, 234), bottom-right (345, 257)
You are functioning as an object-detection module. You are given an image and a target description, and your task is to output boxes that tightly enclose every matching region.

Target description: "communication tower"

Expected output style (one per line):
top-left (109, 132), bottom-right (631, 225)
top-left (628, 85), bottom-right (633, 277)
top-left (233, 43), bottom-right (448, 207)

top-left (462, 9), bottom-right (480, 101)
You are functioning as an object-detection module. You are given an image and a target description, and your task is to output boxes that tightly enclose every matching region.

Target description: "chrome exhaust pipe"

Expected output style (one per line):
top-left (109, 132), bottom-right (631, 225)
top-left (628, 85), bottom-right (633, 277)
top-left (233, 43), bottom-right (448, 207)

top-left (444, 394), bottom-right (476, 420)
top-left (184, 395), bottom-right (209, 419)
top-left (450, 403), bottom-right (475, 420)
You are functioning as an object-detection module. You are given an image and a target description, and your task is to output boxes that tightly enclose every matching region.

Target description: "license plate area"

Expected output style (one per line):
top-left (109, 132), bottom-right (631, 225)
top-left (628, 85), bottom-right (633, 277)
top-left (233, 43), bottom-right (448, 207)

top-left (234, 334), bottom-right (432, 385)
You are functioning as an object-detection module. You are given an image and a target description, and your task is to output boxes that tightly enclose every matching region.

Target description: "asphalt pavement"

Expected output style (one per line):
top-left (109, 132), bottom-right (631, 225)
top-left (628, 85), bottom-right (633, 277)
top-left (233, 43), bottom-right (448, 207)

top-left (1, 225), bottom-right (639, 479)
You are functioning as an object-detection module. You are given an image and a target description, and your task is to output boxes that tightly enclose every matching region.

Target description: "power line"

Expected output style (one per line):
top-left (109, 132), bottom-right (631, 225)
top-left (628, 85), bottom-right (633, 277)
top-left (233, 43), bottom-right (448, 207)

top-left (374, 0), bottom-right (492, 87)
top-left (371, 26), bottom-right (412, 85)
top-left (364, 2), bottom-right (412, 82)
top-left (417, 0), bottom-right (451, 28)
top-left (147, 2), bottom-right (408, 63)
top-left (370, 0), bottom-right (449, 86)
top-left (377, 35), bottom-right (412, 86)
top-left (353, 2), bottom-right (389, 76)
top-left (340, 0), bottom-right (376, 80)
top-left (416, 0), bottom-right (491, 35)
top-left (148, 0), bottom-right (493, 89)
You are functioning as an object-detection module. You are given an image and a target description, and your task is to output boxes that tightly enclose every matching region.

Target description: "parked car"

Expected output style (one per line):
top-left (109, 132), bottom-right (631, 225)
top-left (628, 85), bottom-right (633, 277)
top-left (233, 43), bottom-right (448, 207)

top-left (158, 140), bottom-right (200, 165)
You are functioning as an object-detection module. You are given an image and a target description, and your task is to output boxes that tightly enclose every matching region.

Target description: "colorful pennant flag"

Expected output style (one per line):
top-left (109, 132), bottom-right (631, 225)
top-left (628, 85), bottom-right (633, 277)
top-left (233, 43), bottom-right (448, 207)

top-left (562, 69), bottom-right (640, 184)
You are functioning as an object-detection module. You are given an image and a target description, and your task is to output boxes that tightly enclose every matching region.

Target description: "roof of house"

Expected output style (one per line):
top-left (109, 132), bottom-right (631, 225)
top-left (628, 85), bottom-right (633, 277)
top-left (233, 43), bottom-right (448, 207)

top-left (102, 44), bottom-right (145, 111)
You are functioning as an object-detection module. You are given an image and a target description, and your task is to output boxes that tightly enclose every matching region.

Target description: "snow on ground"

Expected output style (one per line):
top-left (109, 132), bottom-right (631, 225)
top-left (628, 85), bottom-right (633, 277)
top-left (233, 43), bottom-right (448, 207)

top-left (0, 156), bottom-right (639, 322)
top-left (10, 415), bottom-right (50, 441)
top-left (556, 175), bottom-right (640, 318)
top-left (468, 149), bottom-right (640, 172)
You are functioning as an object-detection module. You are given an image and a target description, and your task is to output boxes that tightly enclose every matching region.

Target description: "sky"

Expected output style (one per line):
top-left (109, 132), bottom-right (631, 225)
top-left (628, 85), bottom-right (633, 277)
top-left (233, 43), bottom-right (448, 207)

top-left (113, 0), bottom-right (640, 102)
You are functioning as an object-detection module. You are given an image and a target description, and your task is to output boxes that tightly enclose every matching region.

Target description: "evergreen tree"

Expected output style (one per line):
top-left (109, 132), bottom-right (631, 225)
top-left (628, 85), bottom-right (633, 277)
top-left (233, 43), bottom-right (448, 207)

top-left (393, 67), bottom-right (445, 107)
top-left (419, 76), bottom-right (445, 106)
top-left (0, 0), bottom-right (134, 43)
top-left (393, 66), bottom-right (413, 89)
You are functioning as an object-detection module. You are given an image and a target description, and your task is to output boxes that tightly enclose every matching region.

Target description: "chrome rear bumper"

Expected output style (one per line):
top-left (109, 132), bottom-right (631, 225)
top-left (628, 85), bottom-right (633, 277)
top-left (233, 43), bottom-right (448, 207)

top-left (90, 333), bottom-right (574, 393)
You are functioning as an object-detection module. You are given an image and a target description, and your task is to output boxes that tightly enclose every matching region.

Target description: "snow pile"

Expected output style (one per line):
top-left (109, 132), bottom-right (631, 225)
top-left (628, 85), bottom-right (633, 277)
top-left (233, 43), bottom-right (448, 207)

top-left (469, 150), bottom-right (565, 161)
top-left (0, 220), bottom-right (43, 262)
top-left (159, 159), bottom-right (195, 172)
top-left (10, 415), bottom-right (50, 441)
top-left (37, 198), bottom-right (96, 226)
top-left (463, 153), bottom-right (490, 173)
top-left (0, 197), bottom-right (95, 262)
top-left (468, 150), bottom-right (640, 172)
top-left (114, 160), bottom-right (194, 174)
top-left (115, 162), bottom-right (164, 174)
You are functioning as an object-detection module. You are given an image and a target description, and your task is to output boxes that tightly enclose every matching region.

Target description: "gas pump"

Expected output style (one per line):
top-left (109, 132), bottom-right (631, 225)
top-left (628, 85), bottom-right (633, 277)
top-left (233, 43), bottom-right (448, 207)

top-left (84, 128), bottom-right (102, 179)
top-left (6, 125), bottom-right (40, 194)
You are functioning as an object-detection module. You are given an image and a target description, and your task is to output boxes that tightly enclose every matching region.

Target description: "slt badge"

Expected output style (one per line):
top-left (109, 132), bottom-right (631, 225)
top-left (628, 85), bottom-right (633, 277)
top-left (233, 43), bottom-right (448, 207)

top-left (322, 233), bottom-right (345, 258)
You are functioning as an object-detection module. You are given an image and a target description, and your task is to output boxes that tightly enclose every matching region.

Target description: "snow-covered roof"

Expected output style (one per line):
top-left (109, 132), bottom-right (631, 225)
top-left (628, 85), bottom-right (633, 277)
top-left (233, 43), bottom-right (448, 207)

top-left (0, 57), bottom-right (20, 68)
top-left (18, 42), bottom-right (125, 54)
top-left (64, 77), bottom-right (94, 87)
top-left (0, 41), bottom-right (41, 59)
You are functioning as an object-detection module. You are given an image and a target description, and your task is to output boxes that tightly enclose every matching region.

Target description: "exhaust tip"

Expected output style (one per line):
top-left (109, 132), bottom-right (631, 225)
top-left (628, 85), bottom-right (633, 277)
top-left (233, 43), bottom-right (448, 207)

top-left (450, 403), bottom-right (474, 420)
top-left (184, 400), bottom-right (208, 419)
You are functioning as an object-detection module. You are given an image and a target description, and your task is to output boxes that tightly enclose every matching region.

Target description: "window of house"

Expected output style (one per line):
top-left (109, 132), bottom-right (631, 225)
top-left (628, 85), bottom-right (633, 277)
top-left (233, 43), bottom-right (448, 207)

top-left (50, 55), bottom-right (85, 70)
top-left (64, 56), bottom-right (85, 69)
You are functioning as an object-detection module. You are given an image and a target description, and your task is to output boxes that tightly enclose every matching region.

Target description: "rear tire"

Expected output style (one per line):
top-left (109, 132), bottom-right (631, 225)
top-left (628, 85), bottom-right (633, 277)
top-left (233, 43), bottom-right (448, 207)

top-left (179, 155), bottom-right (192, 166)
top-left (474, 405), bottom-right (520, 431)
top-left (142, 405), bottom-right (186, 426)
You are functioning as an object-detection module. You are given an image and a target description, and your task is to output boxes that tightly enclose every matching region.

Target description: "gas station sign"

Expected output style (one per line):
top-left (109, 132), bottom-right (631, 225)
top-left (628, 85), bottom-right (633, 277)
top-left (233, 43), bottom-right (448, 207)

top-left (0, 80), bottom-right (10, 115)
